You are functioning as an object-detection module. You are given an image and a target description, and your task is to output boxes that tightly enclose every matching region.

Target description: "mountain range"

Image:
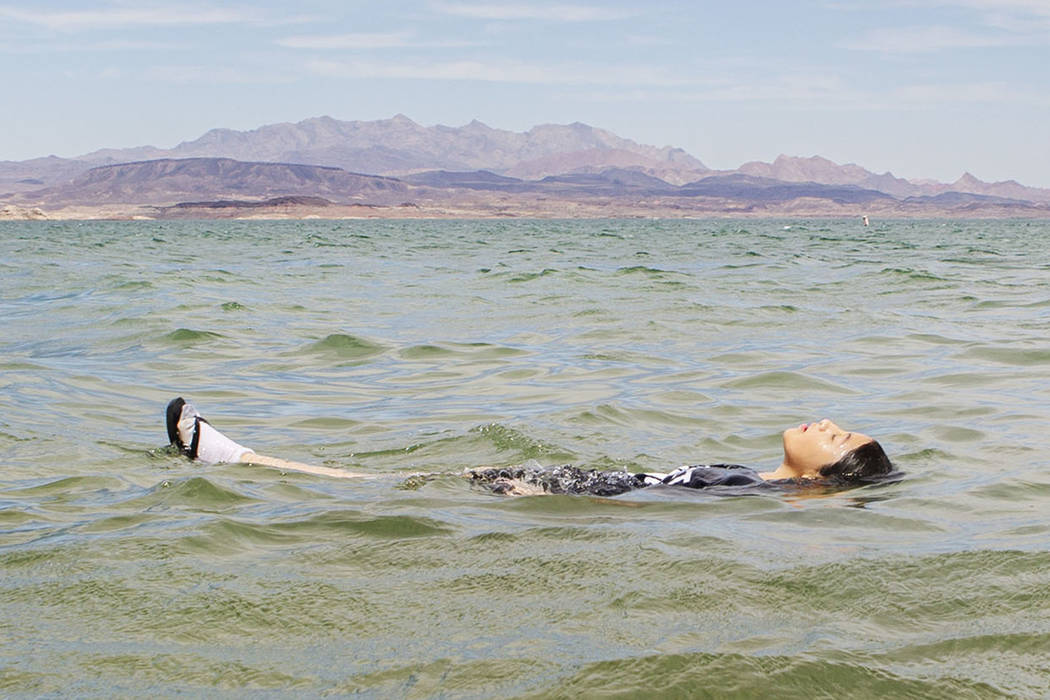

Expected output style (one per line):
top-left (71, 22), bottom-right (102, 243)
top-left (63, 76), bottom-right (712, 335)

top-left (2, 115), bottom-right (1048, 219)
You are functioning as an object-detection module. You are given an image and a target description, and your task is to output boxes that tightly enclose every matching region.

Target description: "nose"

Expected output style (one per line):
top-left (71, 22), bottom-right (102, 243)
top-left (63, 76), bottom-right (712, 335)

top-left (817, 419), bottom-right (837, 432)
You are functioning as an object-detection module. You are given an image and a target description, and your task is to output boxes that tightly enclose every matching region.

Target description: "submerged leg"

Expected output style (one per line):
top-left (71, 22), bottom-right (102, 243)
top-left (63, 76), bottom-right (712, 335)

top-left (239, 453), bottom-right (373, 480)
top-left (165, 397), bottom-right (372, 479)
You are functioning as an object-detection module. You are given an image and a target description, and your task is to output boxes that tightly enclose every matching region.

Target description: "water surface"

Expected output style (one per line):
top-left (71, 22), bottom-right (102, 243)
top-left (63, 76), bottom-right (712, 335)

top-left (2, 219), bottom-right (1050, 696)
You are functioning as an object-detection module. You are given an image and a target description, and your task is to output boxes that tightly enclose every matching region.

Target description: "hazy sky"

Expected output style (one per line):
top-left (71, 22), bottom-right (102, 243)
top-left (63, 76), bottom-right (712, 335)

top-left (2, 1), bottom-right (1048, 186)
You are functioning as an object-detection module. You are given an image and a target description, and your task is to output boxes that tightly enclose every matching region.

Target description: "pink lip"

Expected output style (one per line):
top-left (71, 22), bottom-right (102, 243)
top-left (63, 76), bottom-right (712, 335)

top-left (801, 423), bottom-right (809, 432)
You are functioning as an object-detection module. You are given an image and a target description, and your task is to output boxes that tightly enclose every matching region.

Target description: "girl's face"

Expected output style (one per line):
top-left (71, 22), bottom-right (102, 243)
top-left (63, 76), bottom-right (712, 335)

top-left (781, 419), bottom-right (872, 477)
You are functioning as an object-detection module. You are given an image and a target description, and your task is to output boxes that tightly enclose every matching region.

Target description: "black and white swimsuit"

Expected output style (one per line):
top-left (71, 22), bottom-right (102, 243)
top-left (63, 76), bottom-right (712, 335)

top-left (468, 463), bottom-right (773, 496)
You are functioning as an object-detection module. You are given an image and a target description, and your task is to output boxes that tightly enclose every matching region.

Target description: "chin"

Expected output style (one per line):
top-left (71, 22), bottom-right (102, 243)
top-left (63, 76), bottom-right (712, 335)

top-left (781, 429), bottom-right (804, 459)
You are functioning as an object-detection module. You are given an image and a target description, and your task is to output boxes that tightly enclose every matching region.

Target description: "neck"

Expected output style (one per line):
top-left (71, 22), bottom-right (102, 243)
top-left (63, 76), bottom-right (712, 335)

top-left (759, 462), bottom-right (806, 481)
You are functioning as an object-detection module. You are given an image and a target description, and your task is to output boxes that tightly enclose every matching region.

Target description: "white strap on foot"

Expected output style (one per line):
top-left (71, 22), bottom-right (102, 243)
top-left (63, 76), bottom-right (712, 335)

top-left (194, 419), bottom-right (252, 464)
top-left (176, 400), bottom-right (252, 464)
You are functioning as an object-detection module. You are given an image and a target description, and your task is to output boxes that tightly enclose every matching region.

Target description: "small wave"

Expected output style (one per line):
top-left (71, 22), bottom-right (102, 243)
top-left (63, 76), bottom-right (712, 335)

top-left (572, 403), bottom-right (701, 429)
top-left (79, 513), bottom-right (158, 535)
top-left (722, 371), bottom-right (855, 394)
top-left (580, 350), bottom-right (673, 366)
top-left (161, 328), bottom-right (223, 346)
top-left (920, 372), bottom-right (1002, 388)
top-left (906, 333), bottom-right (968, 346)
top-left (187, 518), bottom-right (303, 550)
top-left (134, 476), bottom-right (257, 511)
top-left (292, 416), bottom-right (360, 430)
top-left (113, 280), bottom-right (153, 290)
top-left (0, 508), bottom-right (50, 530)
top-left (929, 425), bottom-right (985, 443)
top-left (971, 478), bottom-right (1050, 503)
top-left (469, 423), bottom-right (575, 462)
top-left (11, 475), bottom-right (125, 497)
top-left (220, 301), bottom-right (247, 311)
top-left (467, 530), bottom-right (519, 544)
top-left (508, 269), bottom-right (558, 283)
top-left (548, 651), bottom-right (992, 697)
top-left (273, 510), bottom-right (453, 539)
top-left (0, 429), bottom-right (33, 449)
top-left (398, 342), bottom-right (526, 361)
top-left (83, 652), bottom-right (310, 689)
top-left (880, 267), bottom-right (948, 282)
top-left (893, 447), bottom-right (960, 466)
top-left (0, 361), bottom-right (46, 372)
top-left (297, 333), bottom-right (387, 361)
top-left (615, 265), bottom-right (677, 277)
top-left (400, 344), bottom-right (454, 360)
top-left (719, 262), bottom-right (765, 270)
top-left (958, 346), bottom-right (1050, 366)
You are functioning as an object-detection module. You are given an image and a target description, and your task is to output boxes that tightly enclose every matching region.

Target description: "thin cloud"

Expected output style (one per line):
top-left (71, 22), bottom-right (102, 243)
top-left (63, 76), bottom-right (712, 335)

top-left (838, 24), bottom-right (1022, 52)
top-left (583, 75), bottom-right (1050, 113)
top-left (924, 0), bottom-right (1050, 36)
top-left (277, 31), bottom-right (484, 50)
top-left (146, 64), bottom-right (295, 85)
top-left (0, 5), bottom-right (260, 31)
top-left (890, 80), bottom-right (1050, 106)
top-left (279, 32), bottom-right (417, 49)
top-left (624, 35), bottom-right (675, 47)
top-left (925, 0), bottom-right (1050, 13)
top-left (305, 57), bottom-right (686, 86)
top-left (831, 0), bottom-right (1050, 43)
top-left (432, 2), bottom-right (634, 22)
top-left (830, 0), bottom-right (1050, 13)
top-left (93, 39), bottom-right (185, 50)
top-left (0, 38), bottom-right (186, 54)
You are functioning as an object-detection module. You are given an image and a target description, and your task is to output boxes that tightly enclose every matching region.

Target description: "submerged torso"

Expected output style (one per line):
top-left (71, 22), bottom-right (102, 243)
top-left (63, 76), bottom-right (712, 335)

top-left (468, 463), bottom-right (771, 496)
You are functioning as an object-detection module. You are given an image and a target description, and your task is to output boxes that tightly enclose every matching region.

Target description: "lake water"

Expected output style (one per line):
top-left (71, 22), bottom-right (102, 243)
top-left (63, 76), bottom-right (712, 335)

top-left (3, 218), bottom-right (1050, 697)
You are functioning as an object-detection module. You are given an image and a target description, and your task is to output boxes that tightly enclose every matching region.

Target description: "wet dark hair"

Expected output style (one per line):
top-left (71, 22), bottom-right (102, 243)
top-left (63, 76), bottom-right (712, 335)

top-left (818, 440), bottom-right (894, 482)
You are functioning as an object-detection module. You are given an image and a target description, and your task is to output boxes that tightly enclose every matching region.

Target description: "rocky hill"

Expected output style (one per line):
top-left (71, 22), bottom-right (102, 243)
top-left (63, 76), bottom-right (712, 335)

top-left (737, 154), bottom-right (1050, 203)
top-left (19, 158), bottom-right (408, 206)
top-left (3, 114), bottom-right (1049, 217)
top-left (75, 115), bottom-right (709, 183)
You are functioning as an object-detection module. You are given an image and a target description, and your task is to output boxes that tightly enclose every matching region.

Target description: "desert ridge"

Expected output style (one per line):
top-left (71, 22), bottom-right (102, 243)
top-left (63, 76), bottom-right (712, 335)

top-left (2, 116), bottom-right (1049, 219)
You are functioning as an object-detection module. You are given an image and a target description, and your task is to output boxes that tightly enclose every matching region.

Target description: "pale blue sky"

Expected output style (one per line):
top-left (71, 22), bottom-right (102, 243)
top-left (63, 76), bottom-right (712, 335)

top-left (2, 1), bottom-right (1048, 186)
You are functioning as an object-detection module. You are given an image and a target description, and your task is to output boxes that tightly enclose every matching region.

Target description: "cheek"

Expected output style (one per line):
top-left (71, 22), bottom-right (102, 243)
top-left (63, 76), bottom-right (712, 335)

top-left (788, 434), bottom-right (835, 467)
top-left (784, 432), bottom-right (814, 460)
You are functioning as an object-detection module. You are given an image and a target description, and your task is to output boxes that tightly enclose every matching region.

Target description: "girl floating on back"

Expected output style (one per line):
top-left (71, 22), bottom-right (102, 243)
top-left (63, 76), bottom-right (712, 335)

top-left (165, 397), bottom-right (895, 496)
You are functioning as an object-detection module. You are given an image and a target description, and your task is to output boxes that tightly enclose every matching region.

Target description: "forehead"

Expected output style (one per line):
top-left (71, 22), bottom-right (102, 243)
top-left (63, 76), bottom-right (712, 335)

top-left (845, 432), bottom-right (873, 449)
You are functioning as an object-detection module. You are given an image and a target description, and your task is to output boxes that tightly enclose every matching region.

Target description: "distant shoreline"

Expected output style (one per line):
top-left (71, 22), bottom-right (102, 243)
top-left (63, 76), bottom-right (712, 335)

top-left (4, 199), bottom-right (1049, 221)
top-left (4, 117), bottom-right (1049, 222)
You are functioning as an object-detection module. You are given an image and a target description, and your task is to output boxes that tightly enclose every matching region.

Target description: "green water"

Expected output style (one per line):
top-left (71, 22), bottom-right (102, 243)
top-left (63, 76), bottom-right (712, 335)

top-left (2, 219), bottom-right (1050, 697)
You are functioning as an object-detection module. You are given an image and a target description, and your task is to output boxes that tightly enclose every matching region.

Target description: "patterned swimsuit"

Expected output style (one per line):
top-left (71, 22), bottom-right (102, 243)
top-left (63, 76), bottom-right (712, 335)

top-left (468, 463), bottom-right (772, 496)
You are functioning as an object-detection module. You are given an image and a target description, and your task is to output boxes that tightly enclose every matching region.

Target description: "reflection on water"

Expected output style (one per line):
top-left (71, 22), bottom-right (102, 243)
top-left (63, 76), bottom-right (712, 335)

top-left (2, 218), bottom-right (1050, 696)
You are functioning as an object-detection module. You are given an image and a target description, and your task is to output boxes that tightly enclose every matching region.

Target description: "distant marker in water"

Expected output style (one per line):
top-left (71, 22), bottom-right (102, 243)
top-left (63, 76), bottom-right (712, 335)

top-left (863, 215), bottom-right (870, 227)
